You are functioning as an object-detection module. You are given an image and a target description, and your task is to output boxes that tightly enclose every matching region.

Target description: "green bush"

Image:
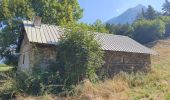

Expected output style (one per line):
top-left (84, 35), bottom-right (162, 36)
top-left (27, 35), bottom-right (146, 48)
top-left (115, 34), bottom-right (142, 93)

top-left (0, 72), bottom-right (18, 99)
top-left (0, 25), bottom-right (104, 97)
top-left (15, 68), bottom-right (62, 95)
top-left (57, 25), bottom-right (104, 88)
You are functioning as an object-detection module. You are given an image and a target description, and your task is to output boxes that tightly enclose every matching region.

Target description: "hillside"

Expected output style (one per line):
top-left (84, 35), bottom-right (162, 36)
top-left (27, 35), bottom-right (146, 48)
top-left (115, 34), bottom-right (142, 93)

top-left (107, 4), bottom-right (146, 24)
top-left (12, 39), bottom-right (170, 100)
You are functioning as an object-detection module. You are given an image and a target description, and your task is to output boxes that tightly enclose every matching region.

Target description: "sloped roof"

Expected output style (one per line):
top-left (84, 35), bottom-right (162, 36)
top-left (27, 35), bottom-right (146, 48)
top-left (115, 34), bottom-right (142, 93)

top-left (23, 20), bottom-right (157, 55)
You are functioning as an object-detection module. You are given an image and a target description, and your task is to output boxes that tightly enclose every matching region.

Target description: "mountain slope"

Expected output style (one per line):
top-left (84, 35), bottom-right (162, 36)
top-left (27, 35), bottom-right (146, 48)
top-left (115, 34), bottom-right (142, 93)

top-left (107, 4), bottom-right (147, 24)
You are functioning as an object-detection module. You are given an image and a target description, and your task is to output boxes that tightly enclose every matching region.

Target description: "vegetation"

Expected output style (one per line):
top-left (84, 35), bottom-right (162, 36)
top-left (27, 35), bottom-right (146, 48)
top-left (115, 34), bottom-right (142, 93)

top-left (1, 0), bottom-right (170, 100)
top-left (0, 64), bottom-right (13, 72)
top-left (106, 0), bottom-right (170, 44)
top-left (133, 19), bottom-right (165, 43)
top-left (91, 19), bottom-right (108, 33)
top-left (0, 0), bottom-right (83, 65)
top-left (106, 23), bottom-right (134, 38)
top-left (1, 37), bottom-right (169, 100)
top-left (140, 5), bottom-right (159, 20)
top-left (0, 25), bottom-right (104, 98)
top-left (162, 0), bottom-right (170, 16)
top-left (57, 25), bottom-right (104, 88)
top-left (1, 38), bottom-right (170, 99)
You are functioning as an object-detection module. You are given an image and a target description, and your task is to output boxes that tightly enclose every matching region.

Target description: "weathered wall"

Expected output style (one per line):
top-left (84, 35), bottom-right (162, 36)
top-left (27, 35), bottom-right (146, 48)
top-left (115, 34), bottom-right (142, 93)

top-left (20, 43), bottom-right (151, 76)
top-left (103, 51), bottom-right (151, 77)
top-left (29, 44), bottom-right (57, 70)
top-left (18, 33), bottom-right (31, 71)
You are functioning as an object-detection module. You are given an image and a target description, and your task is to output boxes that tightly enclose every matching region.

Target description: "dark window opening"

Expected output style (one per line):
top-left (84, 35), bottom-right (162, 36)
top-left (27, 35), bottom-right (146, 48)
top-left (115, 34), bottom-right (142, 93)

top-left (23, 54), bottom-right (25, 64)
top-left (122, 56), bottom-right (125, 64)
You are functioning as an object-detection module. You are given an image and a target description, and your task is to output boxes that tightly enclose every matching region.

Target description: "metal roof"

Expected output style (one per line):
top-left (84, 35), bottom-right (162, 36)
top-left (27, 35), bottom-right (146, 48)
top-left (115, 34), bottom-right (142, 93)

top-left (23, 20), bottom-right (157, 55)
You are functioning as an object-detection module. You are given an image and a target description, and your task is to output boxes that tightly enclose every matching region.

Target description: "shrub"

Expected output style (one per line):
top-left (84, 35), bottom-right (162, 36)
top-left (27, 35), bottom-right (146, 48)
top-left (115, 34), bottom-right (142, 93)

top-left (15, 69), bottom-right (62, 95)
top-left (0, 72), bottom-right (18, 99)
top-left (57, 24), bottom-right (104, 88)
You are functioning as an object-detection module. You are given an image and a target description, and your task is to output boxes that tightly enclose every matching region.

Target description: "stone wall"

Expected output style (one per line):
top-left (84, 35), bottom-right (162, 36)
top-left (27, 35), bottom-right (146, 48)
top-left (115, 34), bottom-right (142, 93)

top-left (29, 46), bottom-right (151, 76)
top-left (18, 33), bottom-right (31, 71)
top-left (103, 51), bottom-right (151, 77)
top-left (29, 44), bottom-right (57, 70)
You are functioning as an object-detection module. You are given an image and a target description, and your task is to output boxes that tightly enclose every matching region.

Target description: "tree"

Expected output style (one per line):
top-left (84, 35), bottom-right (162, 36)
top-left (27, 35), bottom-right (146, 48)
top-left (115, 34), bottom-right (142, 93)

top-left (0, 0), bottom-right (34, 65)
top-left (136, 8), bottom-right (146, 21)
top-left (136, 5), bottom-right (158, 20)
top-left (133, 19), bottom-right (165, 44)
top-left (91, 19), bottom-right (108, 33)
top-left (30, 0), bottom-right (83, 25)
top-left (158, 16), bottom-right (170, 36)
top-left (106, 24), bottom-right (134, 38)
top-left (57, 25), bottom-right (104, 87)
top-left (162, 0), bottom-right (170, 16)
top-left (145, 5), bottom-right (157, 20)
top-left (115, 24), bottom-right (134, 37)
top-left (0, 0), bottom-right (83, 65)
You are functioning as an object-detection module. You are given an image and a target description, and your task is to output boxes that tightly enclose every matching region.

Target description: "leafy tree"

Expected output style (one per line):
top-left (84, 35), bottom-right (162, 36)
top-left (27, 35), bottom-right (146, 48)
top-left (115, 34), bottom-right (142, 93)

top-left (158, 16), bottom-right (170, 36)
top-left (0, 0), bottom-right (83, 65)
top-left (133, 19), bottom-right (165, 44)
top-left (106, 24), bottom-right (116, 34)
top-left (30, 0), bottom-right (83, 25)
top-left (162, 0), bottom-right (170, 16)
top-left (91, 19), bottom-right (108, 33)
top-left (115, 24), bottom-right (134, 37)
top-left (165, 23), bottom-right (170, 37)
top-left (57, 25), bottom-right (104, 88)
top-left (106, 24), bottom-right (134, 37)
top-left (0, 0), bottom-right (34, 65)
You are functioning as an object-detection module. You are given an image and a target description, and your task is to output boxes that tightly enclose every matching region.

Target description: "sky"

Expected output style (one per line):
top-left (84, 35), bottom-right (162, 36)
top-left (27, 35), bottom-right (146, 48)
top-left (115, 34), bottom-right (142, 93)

top-left (78, 0), bottom-right (165, 24)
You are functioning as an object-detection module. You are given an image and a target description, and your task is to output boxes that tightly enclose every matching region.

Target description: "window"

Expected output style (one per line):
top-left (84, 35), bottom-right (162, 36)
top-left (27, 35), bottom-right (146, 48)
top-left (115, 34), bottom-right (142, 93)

top-left (23, 54), bottom-right (25, 64)
top-left (122, 56), bottom-right (126, 64)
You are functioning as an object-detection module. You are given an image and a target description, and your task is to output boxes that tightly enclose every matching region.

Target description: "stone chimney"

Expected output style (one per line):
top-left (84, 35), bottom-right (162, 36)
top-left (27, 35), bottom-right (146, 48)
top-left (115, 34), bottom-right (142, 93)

top-left (33, 16), bottom-right (42, 27)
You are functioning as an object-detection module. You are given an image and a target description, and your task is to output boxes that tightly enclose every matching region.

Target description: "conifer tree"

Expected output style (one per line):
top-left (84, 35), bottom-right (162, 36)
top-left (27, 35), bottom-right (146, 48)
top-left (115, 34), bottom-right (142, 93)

top-left (162, 0), bottom-right (170, 16)
top-left (145, 5), bottom-right (157, 20)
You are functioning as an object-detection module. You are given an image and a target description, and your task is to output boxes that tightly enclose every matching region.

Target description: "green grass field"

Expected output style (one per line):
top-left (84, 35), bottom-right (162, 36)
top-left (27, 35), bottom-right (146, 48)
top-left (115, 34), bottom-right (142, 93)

top-left (0, 64), bottom-right (13, 72)
top-left (128, 39), bottom-right (170, 100)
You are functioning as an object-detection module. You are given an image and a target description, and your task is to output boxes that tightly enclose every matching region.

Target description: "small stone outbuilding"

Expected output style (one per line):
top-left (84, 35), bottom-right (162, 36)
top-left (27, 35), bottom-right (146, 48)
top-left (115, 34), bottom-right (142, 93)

top-left (18, 20), bottom-right (157, 75)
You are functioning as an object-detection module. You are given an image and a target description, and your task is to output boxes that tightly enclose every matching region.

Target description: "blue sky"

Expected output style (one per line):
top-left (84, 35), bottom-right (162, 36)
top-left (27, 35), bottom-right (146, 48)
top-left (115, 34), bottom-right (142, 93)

top-left (78, 0), bottom-right (165, 24)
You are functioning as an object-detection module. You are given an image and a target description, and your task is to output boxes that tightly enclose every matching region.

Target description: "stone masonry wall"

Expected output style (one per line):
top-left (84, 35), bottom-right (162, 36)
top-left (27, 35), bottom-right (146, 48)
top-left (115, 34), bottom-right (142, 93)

top-left (103, 51), bottom-right (151, 77)
top-left (29, 45), bottom-right (57, 70)
top-left (29, 46), bottom-right (151, 76)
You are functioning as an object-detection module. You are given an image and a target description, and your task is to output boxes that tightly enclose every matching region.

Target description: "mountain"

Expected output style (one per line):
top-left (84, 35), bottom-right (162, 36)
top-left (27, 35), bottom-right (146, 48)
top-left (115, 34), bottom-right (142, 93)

top-left (107, 4), bottom-right (147, 25)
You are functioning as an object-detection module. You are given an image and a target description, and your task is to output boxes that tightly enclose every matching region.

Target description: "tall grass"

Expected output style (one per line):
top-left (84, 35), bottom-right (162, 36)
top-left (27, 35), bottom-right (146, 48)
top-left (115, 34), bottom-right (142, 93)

top-left (68, 70), bottom-right (163, 100)
top-left (66, 40), bottom-right (170, 100)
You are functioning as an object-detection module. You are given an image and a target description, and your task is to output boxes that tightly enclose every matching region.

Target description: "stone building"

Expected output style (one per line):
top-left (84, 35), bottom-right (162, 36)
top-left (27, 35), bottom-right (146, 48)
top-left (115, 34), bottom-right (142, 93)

top-left (18, 19), bottom-right (157, 75)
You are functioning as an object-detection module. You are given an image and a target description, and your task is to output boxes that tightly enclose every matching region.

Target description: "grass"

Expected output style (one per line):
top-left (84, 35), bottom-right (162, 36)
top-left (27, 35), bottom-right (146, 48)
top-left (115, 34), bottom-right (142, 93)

top-left (127, 39), bottom-right (170, 100)
top-left (69, 39), bottom-right (170, 100)
top-left (0, 64), bottom-right (13, 72)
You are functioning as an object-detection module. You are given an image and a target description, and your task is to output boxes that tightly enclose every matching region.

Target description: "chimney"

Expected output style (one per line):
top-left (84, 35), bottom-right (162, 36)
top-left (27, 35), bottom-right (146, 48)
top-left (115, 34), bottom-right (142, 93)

top-left (33, 16), bottom-right (42, 27)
